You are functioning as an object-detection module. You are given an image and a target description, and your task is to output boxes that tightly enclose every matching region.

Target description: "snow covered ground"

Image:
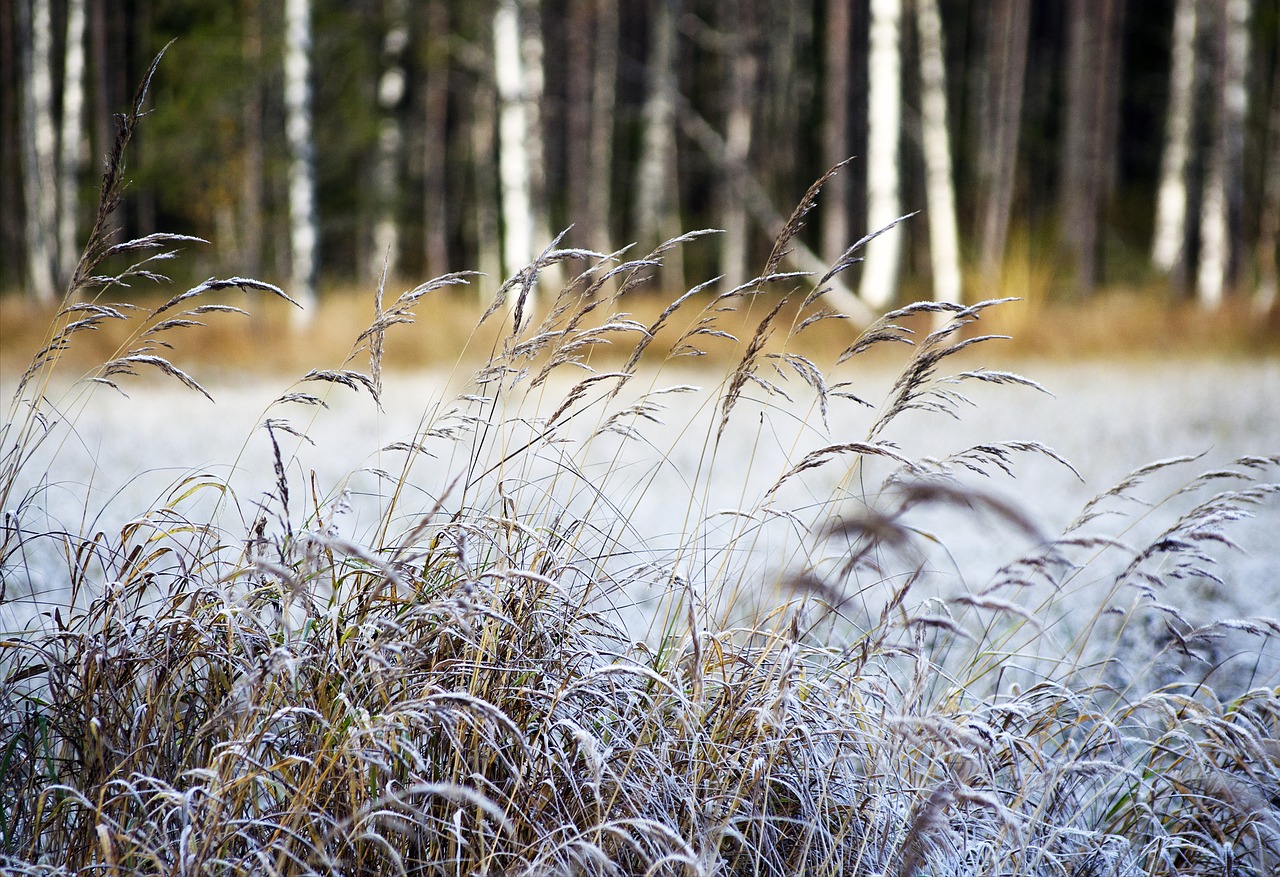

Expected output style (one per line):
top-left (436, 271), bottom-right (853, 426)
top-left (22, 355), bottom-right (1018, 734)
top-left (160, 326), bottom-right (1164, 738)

top-left (4, 356), bottom-right (1278, 672)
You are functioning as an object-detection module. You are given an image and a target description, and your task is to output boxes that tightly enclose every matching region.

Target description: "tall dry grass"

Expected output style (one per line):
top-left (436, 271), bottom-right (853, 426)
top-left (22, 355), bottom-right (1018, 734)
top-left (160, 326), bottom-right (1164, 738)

top-left (2, 57), bottom-right (1278, 876)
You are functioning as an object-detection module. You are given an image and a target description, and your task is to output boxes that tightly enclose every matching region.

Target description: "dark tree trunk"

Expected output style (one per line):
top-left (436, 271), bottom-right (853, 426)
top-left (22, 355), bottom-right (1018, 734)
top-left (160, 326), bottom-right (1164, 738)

top-left (1058, 0), bottom-right (1125, 297)
top-left (822, 0), bottom-right (852, 266)
top-left (422, 0), bottom-right (450, 275)
top-left (1255, 40), bottom-right (1280, 312)
top-left (565, 0), bottom-right (594, 247)
top-left (976, 0), bottom-right (1029, 285)
top-left (586, 0), bottom-right (617, 254)
top-left (0, 0), bottom-right (21, 288)
top-left (240, 0), bottom-right (265, 279)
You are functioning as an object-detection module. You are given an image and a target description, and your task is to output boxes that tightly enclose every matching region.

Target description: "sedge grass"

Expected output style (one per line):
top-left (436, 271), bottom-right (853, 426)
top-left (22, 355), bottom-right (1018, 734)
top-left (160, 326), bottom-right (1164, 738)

top-left (2, 58), bottom-right (1279, 877)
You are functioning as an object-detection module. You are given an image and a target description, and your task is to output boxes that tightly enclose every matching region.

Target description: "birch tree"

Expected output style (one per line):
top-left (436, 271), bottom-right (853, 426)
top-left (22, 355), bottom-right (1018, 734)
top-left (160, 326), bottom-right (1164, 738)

top-left (1196, 0), bottom-right (1252, 308)
top-left (634, 0), bottom-right (681, 284)
top-left (520, 0), bottom-right (557, 290)
top-left (494, 0), bottom-right (534, 286)
top-left (718, 0), bottom-right (757, 292)
top-left (284, 0), bottom-right (318, 319)
top-left (914, 0), bottom-right (962, 305)
top-left (19, 0), bottom-right (58, 302)
top-left (859, 0), bottom-right (903, 309)
top-left (58, 0), bottom-right (87, 281)
top-left (1151, 0), bottom-right (1199, 277)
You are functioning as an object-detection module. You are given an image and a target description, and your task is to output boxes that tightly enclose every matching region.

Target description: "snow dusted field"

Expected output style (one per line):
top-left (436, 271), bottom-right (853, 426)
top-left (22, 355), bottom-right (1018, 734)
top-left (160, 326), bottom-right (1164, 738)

top-left (5, 355), bottom-right (1279, 659)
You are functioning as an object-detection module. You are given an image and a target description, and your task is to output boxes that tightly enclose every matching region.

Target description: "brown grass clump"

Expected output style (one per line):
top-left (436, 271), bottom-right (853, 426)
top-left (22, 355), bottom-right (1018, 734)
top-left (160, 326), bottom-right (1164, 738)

top-left (2, 56), bottom-right (1278, 876)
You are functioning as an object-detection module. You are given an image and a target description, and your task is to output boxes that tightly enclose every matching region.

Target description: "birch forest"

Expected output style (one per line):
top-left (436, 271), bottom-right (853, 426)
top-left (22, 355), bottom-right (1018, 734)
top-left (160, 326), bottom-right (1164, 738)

top-left (3, 0), bottom-right (1278, 316)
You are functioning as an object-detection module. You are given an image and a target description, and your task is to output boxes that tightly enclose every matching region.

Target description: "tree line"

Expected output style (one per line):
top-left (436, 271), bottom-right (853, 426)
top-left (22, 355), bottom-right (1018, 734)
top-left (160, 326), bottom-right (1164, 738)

top-left (3, 0), bottom-right (1278, 317)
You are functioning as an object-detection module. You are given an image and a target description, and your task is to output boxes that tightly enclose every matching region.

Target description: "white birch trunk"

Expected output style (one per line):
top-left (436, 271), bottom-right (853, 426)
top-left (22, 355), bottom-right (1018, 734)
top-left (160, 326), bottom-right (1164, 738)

top-left (1197, 167), bottom-right (1227, 308)
top-left (20, 0), bottom-right (58, 303)
top-left (494, 0), bottom-right (534, 289)
top-left (58, 0), bottom-right (87, 281)
top-left (1151, 0), bottom-right (1198, 273)
top-left (914, 0), bottom-right (962, 305)
top-left (634, 0), bottom-right (677, 243)
top-left (284, 0), bottom-right (318, 321)
top-left (1197, 0), bottom-right (1251, 308)
top-left (634, 0), bottom-right (680, 275)
top-left (859, 0), bottom-right (903, 310)
top-left (371, 0), bottom-right (409, 282)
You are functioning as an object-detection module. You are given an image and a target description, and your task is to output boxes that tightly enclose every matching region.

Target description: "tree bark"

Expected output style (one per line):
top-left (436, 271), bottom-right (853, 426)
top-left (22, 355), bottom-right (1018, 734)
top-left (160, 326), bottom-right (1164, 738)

top-left (88, 0), bottom-right (122, 251)
top-left (1256, 47), bottom-right (1280, 313)
top-left (371, 0), bottom-right (409, 282)
top-left (422, 0), bottom-right (450, 275)
top-left (821, 0), bottom-right (852, 266)
top-left (565, 0), bottom-right (594, 246)
top-left (634, 0), bottom-right (682, 286)
top-left (859, 0), bottom-right (903, 310)
top-left (471, 57), bottom-right (502, 287)
top-left (1151, 0), bottom-right (1199, 277)
top-left (58, 0), bottom-right (87, 281)
top-left (494, 0), bottom-right (534, 285)
top-left (761, 3), bottom-right (806, 227)
top-left (976, 0), bottom-right (1028, 286)
top-left (718, 0), bottom-right (758, 292)
top-left (1059, 0), bottom-right (1124, 297)
top-left (1, 0), bottom-right (21, 286)
top-left (240, 0), bottom-right (265, 278)
top-left (284, 0), bottom-right (319, 320)
top-left (586, 0), bottom-right (617, 255)
top-left (20, 0), bottom-right (58, 303)
top-left (915, 0), bottom-right (962, 305)
top-left (521, 0), bottom-right (559, 290)
top-left (1196, 0), bottom-right (1251, 308)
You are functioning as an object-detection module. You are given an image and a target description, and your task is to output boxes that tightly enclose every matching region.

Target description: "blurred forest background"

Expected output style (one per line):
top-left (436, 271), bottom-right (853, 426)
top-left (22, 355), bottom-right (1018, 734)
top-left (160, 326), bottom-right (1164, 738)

top-left (2, 0), bottom-right (1279, 328)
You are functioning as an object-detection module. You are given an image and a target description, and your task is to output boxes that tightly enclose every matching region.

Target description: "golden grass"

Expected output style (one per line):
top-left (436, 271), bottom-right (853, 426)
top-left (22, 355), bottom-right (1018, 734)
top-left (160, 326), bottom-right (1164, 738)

top-left (6, 281), bottom-right (1275, 383)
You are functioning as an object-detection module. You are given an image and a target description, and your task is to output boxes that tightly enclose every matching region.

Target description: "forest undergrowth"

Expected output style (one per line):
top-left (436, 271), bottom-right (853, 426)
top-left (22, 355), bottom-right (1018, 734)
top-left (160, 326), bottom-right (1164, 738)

top-left (2, 57), bottom-right (1279, 877)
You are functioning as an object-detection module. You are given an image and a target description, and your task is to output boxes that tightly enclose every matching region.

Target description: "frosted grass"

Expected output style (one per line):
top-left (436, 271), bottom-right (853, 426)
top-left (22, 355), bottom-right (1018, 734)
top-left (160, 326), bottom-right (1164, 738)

top-left (6, 356), bottom-right (1277, 638)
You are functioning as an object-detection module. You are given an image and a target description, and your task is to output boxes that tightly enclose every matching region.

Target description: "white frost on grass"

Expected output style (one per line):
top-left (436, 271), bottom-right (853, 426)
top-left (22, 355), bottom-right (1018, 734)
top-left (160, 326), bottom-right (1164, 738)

top-left (3, 358), bottom-right (1278, 665)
